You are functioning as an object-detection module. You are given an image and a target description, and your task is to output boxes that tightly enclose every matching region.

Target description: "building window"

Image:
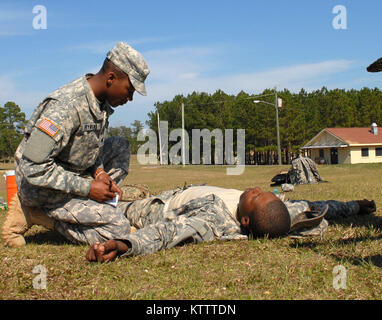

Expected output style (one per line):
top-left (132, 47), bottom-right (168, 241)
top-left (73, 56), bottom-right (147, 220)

top-left (319, 149), bottom-right (324, 158)
top-left (376, 147), bottom-right (382, 157)
top-left (361, 148), bottom-right (369, 157)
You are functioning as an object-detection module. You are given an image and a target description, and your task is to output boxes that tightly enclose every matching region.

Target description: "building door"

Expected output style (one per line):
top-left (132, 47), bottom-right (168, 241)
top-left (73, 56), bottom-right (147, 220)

top-left (330, 148), bottom-right (338, 164)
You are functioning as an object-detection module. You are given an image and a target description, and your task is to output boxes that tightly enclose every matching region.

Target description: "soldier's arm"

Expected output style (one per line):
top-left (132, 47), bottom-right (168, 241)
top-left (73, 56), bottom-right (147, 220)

top-left (20, 101), bottom-right (92, 197)
top-left (286, 198), bottom-right (376, 221)
top-left (119, 220), bottom-right (200, 257)
top-left (305, 200), bottom-right (361, 220)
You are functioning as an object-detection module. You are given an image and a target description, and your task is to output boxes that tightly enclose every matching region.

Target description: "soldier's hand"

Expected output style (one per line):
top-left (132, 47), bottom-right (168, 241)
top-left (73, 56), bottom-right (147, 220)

top-left (356, 199), bottom-right (376, 215)
top-left (95, 170), bottom-right (111, 183)
top-left (89, 179), bottom-right (118, 202)
top-left (110, 180), bottom-right (123, 199)
top-left (94, 170), bottom-right (123, 199)
top-left (86, 240), bottom-right (130, 263)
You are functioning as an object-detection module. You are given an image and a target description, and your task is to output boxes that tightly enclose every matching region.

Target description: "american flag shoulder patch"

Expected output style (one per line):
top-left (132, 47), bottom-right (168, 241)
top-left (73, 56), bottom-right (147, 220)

top-left (38, 118), bottom-right (60, 137)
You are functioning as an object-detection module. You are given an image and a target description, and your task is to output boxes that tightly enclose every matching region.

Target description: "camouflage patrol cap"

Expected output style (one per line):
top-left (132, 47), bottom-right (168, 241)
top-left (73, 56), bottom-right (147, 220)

top-left (107, 42), bottom-right (150, 96)
top-left (289, 204), bottom-right (329, 233)
top-left (367, 57), bottom-right (382, 73)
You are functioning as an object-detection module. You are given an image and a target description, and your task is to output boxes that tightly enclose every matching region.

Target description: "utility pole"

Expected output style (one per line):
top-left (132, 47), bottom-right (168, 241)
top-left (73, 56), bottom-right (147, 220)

top-left (181, 102), bottom-right (185, 166)
top-left (253, 89), bottom-right (282, 165)
top-left (274, 87), bottom-right (282, 165)
top-left (157, 110), bottom-right (163, 165)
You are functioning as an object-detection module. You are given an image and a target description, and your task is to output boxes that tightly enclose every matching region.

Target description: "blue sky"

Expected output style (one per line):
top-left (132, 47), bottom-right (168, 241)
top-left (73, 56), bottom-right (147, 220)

top-left (1, 0), bottom-right (382, 127)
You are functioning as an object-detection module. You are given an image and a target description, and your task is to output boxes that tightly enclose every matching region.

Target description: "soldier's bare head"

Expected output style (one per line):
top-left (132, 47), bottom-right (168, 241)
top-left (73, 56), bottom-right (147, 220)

top-left (88, 58), bottom-right (136, 107)
top-left (237, 187), bottom-right (290, 238)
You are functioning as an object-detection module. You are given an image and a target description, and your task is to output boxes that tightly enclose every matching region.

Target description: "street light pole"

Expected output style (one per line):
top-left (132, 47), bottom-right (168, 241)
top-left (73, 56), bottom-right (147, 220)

top-left (253, 88), bottom-right (282, 165)
top-left (274, 87), bottom-right (282, 165)
top-left (157, 110), bottom-right (163, 165)
top-left (181, 102), bottom-right (185, 167)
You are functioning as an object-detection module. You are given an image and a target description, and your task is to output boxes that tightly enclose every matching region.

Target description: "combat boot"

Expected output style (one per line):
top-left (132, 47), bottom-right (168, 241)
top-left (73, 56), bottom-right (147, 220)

top-left (2, 194), bottom-right (55, 248)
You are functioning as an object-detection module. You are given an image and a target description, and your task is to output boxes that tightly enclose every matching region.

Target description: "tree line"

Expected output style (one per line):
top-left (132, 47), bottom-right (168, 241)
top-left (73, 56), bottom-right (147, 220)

top-left (3, 86), bottom-right (382, 165)
top-left (144, 87), bottom-right (382, 165)
top-left (0, 101), bottom-right (146, 161)
top-left (106, 120), bottom-right (145, 155)
top-left (0, 102), bottom-right (26, 161)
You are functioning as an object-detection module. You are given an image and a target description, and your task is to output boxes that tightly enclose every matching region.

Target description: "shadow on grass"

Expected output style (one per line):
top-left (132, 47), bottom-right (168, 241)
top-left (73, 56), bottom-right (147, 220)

top-left (327, 251), bottom-right (382, 268)
top-left (290, 233), bottom-right (382, 249)
top-left (289, 214), bottom-right (382, 251)
top-left (328, 213), bottom-right (382, 229)
top-left (334, 255), bottom-right (382, 268)
top-left (24, 230), bottom-right (71, 246)
top-left (290, 234), bottom-right (382, 268)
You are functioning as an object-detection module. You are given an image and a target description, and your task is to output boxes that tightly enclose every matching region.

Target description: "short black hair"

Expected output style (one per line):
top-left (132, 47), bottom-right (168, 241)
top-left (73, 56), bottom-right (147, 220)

top-left (101, 58), bottom-right (128, 79)
top-left (249, 199), bottom-right (291, 238)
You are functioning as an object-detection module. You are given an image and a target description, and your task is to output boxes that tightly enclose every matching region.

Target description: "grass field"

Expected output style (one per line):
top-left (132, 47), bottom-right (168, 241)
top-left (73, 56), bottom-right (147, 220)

top-left (0, 157), bottom-right (382, 300)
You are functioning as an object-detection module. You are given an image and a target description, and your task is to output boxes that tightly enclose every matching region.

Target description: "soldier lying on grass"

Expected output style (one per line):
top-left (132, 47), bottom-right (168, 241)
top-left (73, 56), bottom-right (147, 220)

top-left (85, 185), bottom-right (376, 263)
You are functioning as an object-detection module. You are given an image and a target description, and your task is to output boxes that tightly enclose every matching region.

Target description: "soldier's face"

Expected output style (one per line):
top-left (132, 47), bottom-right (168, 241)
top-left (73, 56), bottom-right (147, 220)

top-left (106, 73), bottom-right (135, 107)
top-left (238, 187), bottom-right (278, 217)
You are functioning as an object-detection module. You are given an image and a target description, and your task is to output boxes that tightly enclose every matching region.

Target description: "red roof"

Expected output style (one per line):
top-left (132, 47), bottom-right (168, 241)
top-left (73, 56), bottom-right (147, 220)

top-left (326, 127), bottom-right (382, 145)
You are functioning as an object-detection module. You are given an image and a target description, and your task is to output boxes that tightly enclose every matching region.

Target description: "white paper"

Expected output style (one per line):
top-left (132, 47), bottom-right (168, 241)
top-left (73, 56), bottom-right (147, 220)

top-left (104, 194), bottom-right (119, 207)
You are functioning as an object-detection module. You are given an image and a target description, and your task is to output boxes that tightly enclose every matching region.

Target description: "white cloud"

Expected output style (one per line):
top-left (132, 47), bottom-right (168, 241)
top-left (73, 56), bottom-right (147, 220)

top-left (0, 76), bottom-right (16, 96)
top-left (0, 9), bottom-right (30, 22)
top-left (111, 47), bottom-right (356, 126)
top-left (0, 6), bottom-right (34, 37)
top-left (0, 43), bottom-right (356, 126)
top-left (69, 41), bottom-right (120, 55)
top-left (179, 72), bottom-right (199, 80)
top-left (69, 36), bottom-right (176, 54)
top-left (142, 45), bottom-right (355, 102)
top-left (0, 76), bottom-right (46, 117)
top-left (206, 59), bottom-right (355, 93)
top-left (0, 31), bottom-right (30, 36)
top-left (143, 46), bottom-right (217, 82)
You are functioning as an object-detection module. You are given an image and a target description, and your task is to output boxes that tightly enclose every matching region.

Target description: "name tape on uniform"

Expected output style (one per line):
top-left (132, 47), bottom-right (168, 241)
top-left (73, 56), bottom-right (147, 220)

top-left (83, 123), bottom-right (101, 131)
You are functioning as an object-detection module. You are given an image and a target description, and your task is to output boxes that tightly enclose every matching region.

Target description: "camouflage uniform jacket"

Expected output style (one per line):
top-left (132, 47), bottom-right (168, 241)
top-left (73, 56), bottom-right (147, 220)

top-left (120, 188), bottom-right (360, 257)
top-left (15, 74), bottom-right (113, 207)
top-left (121, 188), bottom-right (247, 258)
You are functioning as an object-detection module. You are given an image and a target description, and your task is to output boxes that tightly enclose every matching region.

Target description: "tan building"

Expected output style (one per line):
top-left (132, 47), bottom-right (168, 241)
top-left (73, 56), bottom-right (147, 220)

top-left (302, 124), bottom-right (382, 164)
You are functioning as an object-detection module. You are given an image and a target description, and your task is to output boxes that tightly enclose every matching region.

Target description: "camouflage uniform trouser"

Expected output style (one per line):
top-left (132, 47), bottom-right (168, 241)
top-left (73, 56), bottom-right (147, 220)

top-left (42, 137), bottom-right (133, 245)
